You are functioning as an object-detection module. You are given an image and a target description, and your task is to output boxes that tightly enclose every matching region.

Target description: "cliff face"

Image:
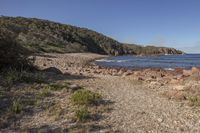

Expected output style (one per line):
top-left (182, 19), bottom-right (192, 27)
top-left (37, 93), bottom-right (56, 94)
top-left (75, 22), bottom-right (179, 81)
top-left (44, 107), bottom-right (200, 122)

top-left (0, 16), bottom-right (184, 55)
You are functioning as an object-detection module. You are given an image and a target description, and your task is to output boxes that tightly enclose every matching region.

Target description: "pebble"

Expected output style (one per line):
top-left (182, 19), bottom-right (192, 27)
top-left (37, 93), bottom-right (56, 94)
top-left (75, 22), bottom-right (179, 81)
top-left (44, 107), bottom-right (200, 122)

top-left (157, 118), bottom-right (163, 123)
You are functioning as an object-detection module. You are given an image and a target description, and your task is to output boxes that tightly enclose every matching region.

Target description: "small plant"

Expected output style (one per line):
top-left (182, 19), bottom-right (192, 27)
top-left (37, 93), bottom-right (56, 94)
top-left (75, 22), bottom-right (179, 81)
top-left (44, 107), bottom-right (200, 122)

top-left (189, 95), bottom-right (200, 106)
top-left (11, 99), bottom-right (23, 114)
top-left (3, 68), bottom-right (19, 86)
top-left (2, 68), bottom-right (45, 87)
top-left (47, 83), bottom-right (68, 91)
top-left (20, 71), bottom-right (45, 83)
top-left (71, 90), bottom-right (101, 106)
top-left (39, 87), bottom-right (51, 97)
top-left (75, 106), bottom-right (90, 122)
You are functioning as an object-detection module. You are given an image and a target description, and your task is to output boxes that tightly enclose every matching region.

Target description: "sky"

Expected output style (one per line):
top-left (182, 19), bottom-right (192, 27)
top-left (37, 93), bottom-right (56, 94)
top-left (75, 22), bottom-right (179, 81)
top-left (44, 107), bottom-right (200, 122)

top-left (1, 0), bottom-right (200, 53)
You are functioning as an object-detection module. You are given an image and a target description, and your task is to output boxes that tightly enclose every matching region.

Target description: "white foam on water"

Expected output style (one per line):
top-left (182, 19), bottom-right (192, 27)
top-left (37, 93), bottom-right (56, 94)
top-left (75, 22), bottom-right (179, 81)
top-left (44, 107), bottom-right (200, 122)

top-left (96, 59), bottom-right (130, 63)
top-left (164, 68), bottom-right (175, 71)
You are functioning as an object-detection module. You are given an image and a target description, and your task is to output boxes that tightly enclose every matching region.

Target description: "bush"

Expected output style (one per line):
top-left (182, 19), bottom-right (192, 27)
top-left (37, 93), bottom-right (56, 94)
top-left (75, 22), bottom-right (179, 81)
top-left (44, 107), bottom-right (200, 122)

top-left (75, 106), bottom-right (90, 122)
top-left (1, 68), bottom-right (45, 87)
top-left (189, 95), bottom-right (200, 106)
top-left (39, 87), bottom-right (51, 97)
top-left (11, 99), bottom-right (23, 114)
top-left (71, 90), bottom-right (101, 106)
top-left (46, 83), bottom-right (68, 91)
top-left (2, 68), bottom-right (19, 86)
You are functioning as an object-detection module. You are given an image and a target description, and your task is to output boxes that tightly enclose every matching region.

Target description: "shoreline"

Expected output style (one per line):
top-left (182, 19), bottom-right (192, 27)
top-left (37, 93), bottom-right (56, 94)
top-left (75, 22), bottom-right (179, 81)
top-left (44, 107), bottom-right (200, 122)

top-left (33, 53), bottom-right (199, 77)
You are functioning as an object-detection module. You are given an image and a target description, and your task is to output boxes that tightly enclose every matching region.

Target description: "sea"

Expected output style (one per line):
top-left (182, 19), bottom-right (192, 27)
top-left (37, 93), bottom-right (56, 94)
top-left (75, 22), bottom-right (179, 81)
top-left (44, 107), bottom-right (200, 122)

top-left (95, 54), bottom-right (200, 70)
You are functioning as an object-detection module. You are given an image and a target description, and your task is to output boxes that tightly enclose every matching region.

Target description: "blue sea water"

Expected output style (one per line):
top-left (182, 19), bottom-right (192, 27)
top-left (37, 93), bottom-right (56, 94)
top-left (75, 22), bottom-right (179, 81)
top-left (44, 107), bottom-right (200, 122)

top-left (95, 54), bottom-right (200, 70)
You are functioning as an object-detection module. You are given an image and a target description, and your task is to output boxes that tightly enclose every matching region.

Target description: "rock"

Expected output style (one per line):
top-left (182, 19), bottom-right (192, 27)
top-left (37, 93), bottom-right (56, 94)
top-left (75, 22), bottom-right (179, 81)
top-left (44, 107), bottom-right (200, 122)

top-left (161, 73), bottom-right (165, 77)
top-left (164, 90), bottom-right (186, 100)
top-left (118, 69), bottom-right (124, 75)
top-left (138, 77), bottom-right (144, 81)
top-left (157, 118), bottom-right (163, 123)
top-left (43, 67), bottom-right (63, 74)
top-left (173, 85), bottom-right (185, 91)
top-left (170, 79), bottom-right (179, 84)
top-left (174, 92), bottom-right (186, 100)
top-left (68, 84), bottom-right (81, 91)
top-left (183, 69), bottom-right (192, 77)
top-left (122, 70), bottom-right (133, 77)
top-left (191, 67), bottom-right (200, 74)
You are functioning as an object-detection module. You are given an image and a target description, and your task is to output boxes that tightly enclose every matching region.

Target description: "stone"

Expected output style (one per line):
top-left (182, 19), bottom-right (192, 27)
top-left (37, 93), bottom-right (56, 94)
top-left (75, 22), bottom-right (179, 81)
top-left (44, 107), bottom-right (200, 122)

top-left (157, 118), bottom-right (163, 123)
top-left (43, 67), bottom-right (63, 74)
top-left (138, 77), bottom-right (144, 81)
top-left (173, 85), bottom-right (185, 91)
top-left (183, 69), bottom-right (192, 77)
top-left (68, 84), bottom-right (81, 91)
top-left (191, 67), bottom-right (200, 74)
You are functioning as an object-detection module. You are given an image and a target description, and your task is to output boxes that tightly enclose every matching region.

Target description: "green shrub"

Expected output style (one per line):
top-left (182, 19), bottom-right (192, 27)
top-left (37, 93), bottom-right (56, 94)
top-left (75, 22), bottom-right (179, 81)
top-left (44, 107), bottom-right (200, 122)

top-left (46, 83), bottom-right (68, 91)
top-left (0, 31), bottom-right (33, 69)
top-left (11, 99), bottom-right (23, 114)
top-left (71, 90), bottom-right (101, 106)
top-left (1, 68), bottom-right (45, 87)
top-left (39, 87), bottom-right (51, 97)
top-left (75, 106), bottom-right (90, 122)
top-left (189, 95), bottom-right (200, 106)
top-left (3, 68), bottom-right (19, 86)
top-left (20, 71), bottom-right (45, 83)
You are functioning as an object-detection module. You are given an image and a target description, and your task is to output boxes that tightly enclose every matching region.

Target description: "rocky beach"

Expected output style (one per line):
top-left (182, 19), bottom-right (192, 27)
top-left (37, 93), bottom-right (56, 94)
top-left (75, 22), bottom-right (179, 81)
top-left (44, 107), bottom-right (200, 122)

top-left (32, 53), bottom-right (200, 132)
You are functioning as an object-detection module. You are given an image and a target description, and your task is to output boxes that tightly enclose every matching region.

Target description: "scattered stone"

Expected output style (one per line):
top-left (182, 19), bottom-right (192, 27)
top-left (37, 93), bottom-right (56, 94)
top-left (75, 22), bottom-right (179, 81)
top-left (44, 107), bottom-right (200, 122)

top-left (157, 118), bottom-right (163, 123)
top-left (68, 84), bottom-right (81, 91)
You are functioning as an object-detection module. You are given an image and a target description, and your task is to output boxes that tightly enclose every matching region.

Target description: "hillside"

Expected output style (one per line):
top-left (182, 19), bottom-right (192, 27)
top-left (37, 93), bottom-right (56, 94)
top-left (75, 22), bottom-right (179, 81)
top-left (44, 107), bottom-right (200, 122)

top-left (0, 16), bottom-right (183, 55)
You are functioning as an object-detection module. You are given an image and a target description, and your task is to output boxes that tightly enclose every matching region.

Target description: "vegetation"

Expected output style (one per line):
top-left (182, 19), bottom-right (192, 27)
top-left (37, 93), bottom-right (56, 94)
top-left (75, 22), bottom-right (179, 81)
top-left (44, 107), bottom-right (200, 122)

top-left (0, 16), bottom-right (183, 56)
top-left (39, 87), bottom-right (51, 97)
top-left (11, 98), bottom-right (23, 114)
top-left (189, 94), bottom-right (200, 106)
top-left (71, 89), bottom-right (102, 106)
top-left (46, 82), bottom-right (68, 91)
top-left (1, 68), bottom-right (45, 87)
top-left (75, 106), bottom-right (90, 122)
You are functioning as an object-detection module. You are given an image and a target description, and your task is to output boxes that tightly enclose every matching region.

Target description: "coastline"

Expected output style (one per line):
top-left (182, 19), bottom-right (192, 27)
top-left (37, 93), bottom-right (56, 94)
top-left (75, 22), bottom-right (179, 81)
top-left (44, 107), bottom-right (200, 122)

top-left (32, 53), bottom-right (200, 132)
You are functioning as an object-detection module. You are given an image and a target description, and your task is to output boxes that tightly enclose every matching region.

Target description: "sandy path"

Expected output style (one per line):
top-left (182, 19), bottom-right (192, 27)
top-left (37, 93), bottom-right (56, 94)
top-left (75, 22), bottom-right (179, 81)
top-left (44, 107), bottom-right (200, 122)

top-left (75, 75), bottom-right (200, 133)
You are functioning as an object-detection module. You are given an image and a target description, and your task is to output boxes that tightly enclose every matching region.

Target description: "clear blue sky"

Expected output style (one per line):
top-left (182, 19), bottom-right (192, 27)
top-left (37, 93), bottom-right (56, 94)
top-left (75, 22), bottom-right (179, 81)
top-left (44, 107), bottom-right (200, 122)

top-left (1, 0), bottom-right (200, 53)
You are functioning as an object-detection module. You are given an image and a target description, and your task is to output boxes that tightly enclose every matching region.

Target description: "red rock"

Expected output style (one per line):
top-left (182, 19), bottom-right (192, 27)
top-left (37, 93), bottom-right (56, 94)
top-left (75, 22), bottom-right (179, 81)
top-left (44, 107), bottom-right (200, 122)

top-left (183, 69), bottom-right (192, 77)
top-left (138, 77), bottom-right (144, 81)
top-left (191, 67), bottom-right (200, 74)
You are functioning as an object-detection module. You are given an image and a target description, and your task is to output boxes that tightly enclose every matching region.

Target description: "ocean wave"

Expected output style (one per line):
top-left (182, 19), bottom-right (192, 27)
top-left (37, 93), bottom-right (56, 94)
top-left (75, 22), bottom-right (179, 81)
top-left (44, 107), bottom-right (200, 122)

top-left (96, 59), bottom-right (129, 63)
top-left (164, 68), bottom-right (175, 71)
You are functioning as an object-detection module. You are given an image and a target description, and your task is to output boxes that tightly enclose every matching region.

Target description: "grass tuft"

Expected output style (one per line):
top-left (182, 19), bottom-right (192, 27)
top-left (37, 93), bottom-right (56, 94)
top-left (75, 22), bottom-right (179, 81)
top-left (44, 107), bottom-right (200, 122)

top-left (39, 87), bottom-right (51, 97)
top-left (189, 95), bottom-right (200, 106)
top-left (47, 83), bottom-right (68, 91)
top-left (11, 99), bottom-right (23, 114)
top-left (2, 68), bottom-right (45, 87)
top-left (75, 106), bottom-right (90, 122)
top-left (71, 90), bottom-right (101, 106)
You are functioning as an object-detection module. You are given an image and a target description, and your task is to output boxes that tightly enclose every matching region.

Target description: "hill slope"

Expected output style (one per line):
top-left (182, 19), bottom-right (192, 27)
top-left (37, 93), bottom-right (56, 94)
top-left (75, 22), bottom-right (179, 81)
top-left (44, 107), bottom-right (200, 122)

top-left (0, 16), bottom-right (183, 55)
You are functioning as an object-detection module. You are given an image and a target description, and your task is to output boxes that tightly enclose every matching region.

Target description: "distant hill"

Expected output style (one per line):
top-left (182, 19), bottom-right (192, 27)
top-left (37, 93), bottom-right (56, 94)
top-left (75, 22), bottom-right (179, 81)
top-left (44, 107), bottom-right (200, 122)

top-left (0, 16), bottom-right (183, 55)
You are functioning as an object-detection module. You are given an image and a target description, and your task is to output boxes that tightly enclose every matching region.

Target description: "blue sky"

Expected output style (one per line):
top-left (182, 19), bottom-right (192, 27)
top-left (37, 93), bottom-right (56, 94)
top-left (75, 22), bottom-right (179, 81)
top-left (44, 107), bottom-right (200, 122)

top-left (1, 0), bottom-right (200, 53)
